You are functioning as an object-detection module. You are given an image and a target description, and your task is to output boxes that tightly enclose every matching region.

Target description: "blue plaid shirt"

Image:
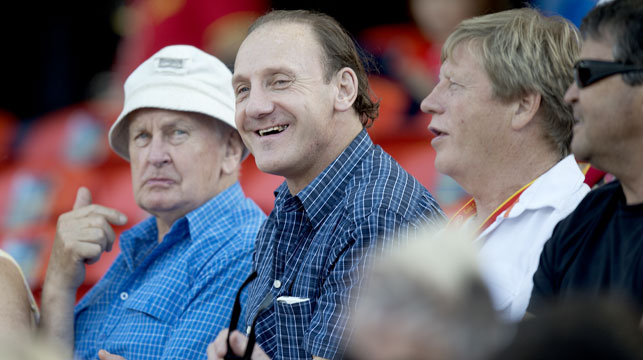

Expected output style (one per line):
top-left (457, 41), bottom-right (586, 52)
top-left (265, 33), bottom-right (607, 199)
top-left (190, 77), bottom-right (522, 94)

top-left (74, 183), bottom-right (266, 360)
top-left (245, 130), bottom-right (444, 359)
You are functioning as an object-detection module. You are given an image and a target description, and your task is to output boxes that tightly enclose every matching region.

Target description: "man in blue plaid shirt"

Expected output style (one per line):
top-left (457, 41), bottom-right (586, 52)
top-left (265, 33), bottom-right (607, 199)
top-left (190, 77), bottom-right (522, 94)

top-left (209, 10), bottom-right (444, 360)
top-left (39, 45), bottom-right (266, 360)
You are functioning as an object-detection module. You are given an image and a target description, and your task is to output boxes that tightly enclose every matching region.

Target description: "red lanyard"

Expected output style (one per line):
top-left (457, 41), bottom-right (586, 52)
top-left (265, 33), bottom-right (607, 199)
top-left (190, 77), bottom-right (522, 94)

top-left (449, 180), bottom-right (535, 234)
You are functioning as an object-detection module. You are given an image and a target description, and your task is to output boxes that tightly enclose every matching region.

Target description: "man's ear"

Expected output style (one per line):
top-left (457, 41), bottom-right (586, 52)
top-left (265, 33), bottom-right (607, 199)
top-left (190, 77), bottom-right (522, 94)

top-left (511, 92), bottom-right (541, 131)
top-left (221, 130), bottom-right (244, 175)
top-left (334, 67), bottom-right (359, 112)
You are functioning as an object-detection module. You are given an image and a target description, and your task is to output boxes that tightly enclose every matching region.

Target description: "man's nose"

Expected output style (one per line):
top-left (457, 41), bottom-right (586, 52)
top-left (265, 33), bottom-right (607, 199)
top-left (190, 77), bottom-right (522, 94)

top-left (564, 81), bottom-right (579, 105)
top-left (245, 87), bottom-right (275, 119)
top-left (147, 136), bottom-right (171, 167)
top-left (420, 85), bottom-right (445, 115)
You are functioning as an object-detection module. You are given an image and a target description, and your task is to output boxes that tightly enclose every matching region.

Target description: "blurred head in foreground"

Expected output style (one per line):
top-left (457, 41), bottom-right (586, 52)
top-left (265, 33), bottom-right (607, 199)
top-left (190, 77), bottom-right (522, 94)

top-left (348, 226), bottom-right (509, 360)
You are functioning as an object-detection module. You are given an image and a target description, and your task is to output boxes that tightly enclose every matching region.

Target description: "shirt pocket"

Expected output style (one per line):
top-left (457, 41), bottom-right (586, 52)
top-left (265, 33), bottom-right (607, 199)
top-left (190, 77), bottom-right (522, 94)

top-left (274, 298), bottom-right (314, 359)
top-left (124, 283), bottom-right (188, 325)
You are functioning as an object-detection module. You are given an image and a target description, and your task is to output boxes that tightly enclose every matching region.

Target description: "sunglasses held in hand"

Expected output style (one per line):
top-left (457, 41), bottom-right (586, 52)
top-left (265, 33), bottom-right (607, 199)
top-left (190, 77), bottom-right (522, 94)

top-left (225, 272), bottom-right (273, 360)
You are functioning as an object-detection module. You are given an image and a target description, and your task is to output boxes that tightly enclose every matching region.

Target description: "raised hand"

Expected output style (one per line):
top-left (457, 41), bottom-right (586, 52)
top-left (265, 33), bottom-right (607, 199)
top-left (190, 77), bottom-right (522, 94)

top-left (46, 187), bottom-right (128, 290)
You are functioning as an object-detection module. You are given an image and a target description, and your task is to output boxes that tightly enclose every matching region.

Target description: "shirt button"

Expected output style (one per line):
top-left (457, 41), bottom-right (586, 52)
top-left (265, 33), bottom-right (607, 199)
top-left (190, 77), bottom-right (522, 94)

top-left (120, 292), bottom-right (129, 300)
top-left (273, 280), bottom-right (282, 289)
top-left (246, 326), bottom-right (252, 335)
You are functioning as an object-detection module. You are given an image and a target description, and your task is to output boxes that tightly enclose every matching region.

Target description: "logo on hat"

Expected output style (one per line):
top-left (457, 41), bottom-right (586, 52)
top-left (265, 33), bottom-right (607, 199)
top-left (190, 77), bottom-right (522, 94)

top-left (155, 57), bottom-right (189, 74)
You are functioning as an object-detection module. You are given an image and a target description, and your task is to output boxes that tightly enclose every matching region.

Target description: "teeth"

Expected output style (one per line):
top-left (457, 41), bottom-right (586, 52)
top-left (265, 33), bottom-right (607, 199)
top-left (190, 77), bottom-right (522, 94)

top-left (258, 125), bottom-right (288, 136)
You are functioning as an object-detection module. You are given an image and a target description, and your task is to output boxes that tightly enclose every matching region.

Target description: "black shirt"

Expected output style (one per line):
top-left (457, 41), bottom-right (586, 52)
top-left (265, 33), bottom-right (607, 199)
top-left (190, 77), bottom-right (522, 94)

top-left (528, 180), bottom-right (643, 315)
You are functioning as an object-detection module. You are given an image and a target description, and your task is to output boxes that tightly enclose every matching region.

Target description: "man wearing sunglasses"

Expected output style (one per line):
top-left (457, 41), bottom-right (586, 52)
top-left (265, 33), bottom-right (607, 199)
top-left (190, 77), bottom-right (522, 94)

top-left (527, 0), bottom-right (643, 318)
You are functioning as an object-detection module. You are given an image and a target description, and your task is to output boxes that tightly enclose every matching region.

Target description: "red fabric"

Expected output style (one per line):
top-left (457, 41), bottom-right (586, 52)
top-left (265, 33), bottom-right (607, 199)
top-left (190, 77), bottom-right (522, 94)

top-left (583, 165), bottom-right (607, 188)
top-left (0, 110), bottom-right (17, 165)
top-left (115, 0), bottom-right (268, 84)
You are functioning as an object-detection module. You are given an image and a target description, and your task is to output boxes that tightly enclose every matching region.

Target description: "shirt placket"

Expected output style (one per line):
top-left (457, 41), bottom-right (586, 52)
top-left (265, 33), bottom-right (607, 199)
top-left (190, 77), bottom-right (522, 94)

top-left (97, 226), bottom-right (184, 345)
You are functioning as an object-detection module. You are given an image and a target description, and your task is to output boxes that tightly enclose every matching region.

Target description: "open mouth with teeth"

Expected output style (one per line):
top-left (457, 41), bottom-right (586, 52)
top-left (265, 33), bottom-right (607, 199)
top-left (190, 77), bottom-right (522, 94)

top-left (258, 125), bottom-right (289, 137)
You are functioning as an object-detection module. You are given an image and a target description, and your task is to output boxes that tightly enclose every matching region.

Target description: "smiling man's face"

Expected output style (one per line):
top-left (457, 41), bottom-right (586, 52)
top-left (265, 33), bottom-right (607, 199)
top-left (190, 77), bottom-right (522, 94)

top-left (232, 21), bottom-right (340, 191)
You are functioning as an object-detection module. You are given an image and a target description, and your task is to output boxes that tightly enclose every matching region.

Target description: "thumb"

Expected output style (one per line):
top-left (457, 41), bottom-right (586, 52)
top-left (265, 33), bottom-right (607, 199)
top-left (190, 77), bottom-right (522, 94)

top-left (98, 350), bottom-right (125, 360)
top-left (74, 186), bottom-right (92, 210)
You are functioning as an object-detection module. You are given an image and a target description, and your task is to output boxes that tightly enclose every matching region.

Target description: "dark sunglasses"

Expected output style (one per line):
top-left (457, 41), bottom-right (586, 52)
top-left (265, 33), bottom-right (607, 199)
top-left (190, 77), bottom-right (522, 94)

top-left (225, 271), bottom-right (273, 360)
top-left (574, 59), bottom-right (643, 88)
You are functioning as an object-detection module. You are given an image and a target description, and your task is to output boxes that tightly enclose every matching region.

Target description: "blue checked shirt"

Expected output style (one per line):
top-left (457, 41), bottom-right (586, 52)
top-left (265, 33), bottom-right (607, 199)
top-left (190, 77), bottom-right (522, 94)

top-left (74, 183), bottom-right (266, 360)
top-left (245, 130), bottom-right (444, 359)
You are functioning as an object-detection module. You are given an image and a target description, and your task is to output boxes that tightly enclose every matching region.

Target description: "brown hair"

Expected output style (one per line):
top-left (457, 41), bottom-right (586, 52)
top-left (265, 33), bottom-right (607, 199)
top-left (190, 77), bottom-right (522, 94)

top-left (248, 10), bottom-right (380, 127)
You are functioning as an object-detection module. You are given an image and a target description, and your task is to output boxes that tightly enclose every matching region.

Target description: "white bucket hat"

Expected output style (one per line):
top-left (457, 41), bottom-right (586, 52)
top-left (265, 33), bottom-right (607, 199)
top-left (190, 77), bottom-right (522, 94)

top-left (108, 45), bottom-right (240, 161)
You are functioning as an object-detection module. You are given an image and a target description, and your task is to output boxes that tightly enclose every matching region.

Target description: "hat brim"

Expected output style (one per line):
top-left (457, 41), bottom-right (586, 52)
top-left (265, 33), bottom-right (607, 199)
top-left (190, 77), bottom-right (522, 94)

top-left (108, 82), bottom-right (237, 161)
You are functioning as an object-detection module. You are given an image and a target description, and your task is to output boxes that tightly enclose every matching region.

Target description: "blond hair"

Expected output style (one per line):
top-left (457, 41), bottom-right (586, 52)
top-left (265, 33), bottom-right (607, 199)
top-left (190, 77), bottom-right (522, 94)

top-left (443, 8), bottom-right (581, 157)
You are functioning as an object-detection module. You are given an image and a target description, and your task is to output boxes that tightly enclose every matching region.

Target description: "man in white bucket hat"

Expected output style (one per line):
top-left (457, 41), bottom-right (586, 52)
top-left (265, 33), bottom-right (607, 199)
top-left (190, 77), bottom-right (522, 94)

top-left (39, 45), bottom-right (266, 360)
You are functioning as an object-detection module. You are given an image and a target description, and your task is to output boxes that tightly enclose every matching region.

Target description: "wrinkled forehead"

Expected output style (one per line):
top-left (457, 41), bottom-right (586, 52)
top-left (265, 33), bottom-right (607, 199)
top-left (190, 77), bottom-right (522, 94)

top-left (127, 108), bottom-right (222, 134)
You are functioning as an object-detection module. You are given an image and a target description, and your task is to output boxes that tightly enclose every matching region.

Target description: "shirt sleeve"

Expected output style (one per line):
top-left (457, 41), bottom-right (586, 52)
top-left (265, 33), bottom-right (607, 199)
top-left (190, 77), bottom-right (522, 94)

top-left (304, 209), bottom-right (423, 359)
top-left (159, 246), bottom-right (253, 360)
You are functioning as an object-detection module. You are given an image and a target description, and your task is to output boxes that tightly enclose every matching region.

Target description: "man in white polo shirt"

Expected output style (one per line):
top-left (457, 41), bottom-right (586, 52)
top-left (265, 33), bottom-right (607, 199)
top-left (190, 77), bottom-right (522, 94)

top-left (420, 9), bottom-right (590, 320)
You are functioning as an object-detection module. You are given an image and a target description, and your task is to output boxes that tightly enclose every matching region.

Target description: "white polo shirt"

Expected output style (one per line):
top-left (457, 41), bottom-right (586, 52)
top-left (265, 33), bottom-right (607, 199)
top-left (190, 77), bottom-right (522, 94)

top-left (476, 155), bottom-right (590, 321)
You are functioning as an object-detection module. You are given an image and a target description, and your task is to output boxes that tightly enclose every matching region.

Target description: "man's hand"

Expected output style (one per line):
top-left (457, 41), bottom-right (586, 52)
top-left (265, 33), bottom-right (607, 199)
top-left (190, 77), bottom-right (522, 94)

top-left (39, 187), bottom-right (128, 353)
top-left (46, 187), bottom-right (127, 290)
top-left (207, 329), bottom-right (271, 360)
top-left (98, 350), bottom-right (127, 360)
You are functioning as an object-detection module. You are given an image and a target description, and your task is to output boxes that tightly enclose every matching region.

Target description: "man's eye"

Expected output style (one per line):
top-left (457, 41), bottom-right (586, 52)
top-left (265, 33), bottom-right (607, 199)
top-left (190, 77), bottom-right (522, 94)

top-left (133, 132), bottom-right (150, 146)
top-left (172, 129), bottom-right (187, 136)
top-left (273, 79), bottom-right (291, 88)
top-left (236, 86), bottom-right (249, 95)
top-left (448, 80), bottom-right (462, 89)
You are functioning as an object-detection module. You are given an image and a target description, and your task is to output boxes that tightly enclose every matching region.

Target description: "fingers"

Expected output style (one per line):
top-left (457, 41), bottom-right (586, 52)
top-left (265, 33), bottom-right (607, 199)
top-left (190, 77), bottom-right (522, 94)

top-left (73, 187), bottom-right (92, 210)
top-left (68, 187), bottom-right (128, 226)
top-left (228, 330), bottom-right (249, 355)
top-left (207, 341), bottom-right (221, 360)
top-left (71, 204), bottom-right (128, 226)
top-left (208, 329), bottom-right (230, 359)
top-left (98, 350), bottom-right (126, 360)
top-left (47, 191), bottom-right (127, 289)
top-left (57, 216), bottom-right (117, 255)
top-left (207, 329), bottom-right (271, 360)
top-left (77, 215), bottom-right (117, 253)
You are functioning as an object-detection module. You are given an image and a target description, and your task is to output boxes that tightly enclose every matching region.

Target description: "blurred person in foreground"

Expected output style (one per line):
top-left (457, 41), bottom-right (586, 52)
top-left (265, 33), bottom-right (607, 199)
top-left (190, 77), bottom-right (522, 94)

top-left (496, 297), bottom-right (643, 360)
top-left (39, 45), bottom-right (266, 359)
top-left (0, 249), bottom-right (39, 337)
top-left (420, 8), bottom-right (590, 321)
top-left (348, 226), bottom-right (509, 360)
top-left (527, 0), bottom-right (643, 318)
top-left (0, 336), bottom-right (67, 360)
top-left (208, 9), bottom-right (444, 360)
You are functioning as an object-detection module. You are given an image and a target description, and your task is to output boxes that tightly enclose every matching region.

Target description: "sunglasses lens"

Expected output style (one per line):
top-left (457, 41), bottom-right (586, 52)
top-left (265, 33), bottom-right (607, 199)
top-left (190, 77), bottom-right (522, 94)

top-left (576, 65), bottom-right (592, 88)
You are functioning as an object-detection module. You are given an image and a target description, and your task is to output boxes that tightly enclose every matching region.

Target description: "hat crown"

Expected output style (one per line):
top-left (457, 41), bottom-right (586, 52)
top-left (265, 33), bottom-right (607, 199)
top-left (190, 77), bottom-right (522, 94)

top-left (108, 45), bottom-right (237, 161)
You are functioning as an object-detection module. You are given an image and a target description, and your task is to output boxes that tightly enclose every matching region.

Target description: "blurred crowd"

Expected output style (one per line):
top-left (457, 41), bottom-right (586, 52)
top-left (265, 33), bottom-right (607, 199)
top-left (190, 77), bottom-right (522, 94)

top-left (0, 0), bottom-right (598, 300)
